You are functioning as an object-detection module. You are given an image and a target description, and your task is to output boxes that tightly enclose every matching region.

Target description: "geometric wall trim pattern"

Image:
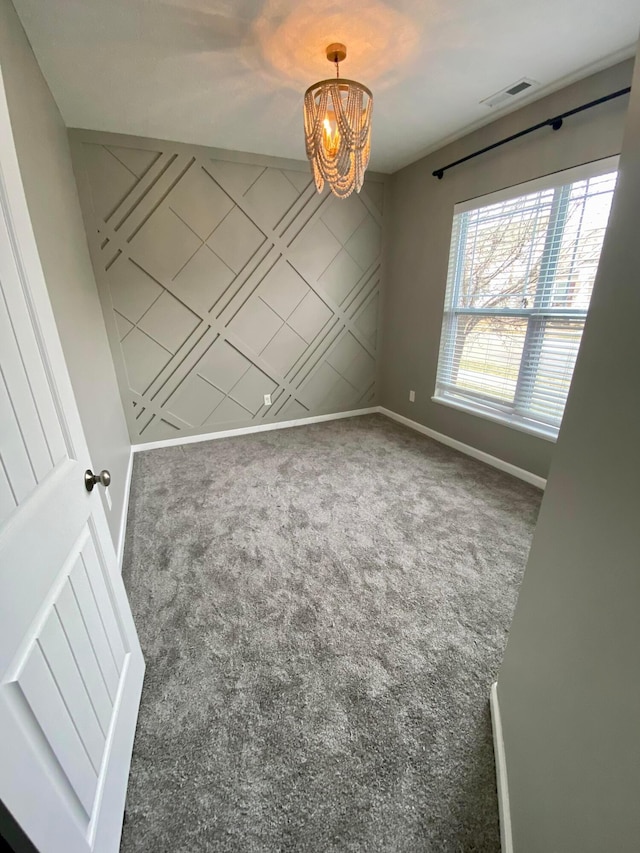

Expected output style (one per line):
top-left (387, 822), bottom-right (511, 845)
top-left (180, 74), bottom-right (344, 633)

top-left (70, 131), bottom-right (384, 443)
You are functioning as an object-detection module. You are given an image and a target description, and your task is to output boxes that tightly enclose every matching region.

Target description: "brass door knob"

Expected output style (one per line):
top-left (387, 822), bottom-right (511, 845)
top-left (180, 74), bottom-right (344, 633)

top-left (85, 469), bottom-right (111, 492)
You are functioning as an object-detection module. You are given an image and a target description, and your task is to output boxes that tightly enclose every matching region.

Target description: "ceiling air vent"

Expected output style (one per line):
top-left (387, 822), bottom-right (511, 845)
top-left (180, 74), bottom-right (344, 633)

top-left (481, 78), bottom-right (539, 109)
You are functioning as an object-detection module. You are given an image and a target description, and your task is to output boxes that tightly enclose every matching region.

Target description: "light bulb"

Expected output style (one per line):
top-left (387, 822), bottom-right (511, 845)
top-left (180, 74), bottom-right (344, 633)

top-left (323, 116), bottom-right (339, 153)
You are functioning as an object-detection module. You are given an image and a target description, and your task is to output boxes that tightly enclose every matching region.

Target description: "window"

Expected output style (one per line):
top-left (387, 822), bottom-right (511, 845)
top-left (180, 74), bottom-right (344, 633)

top-left (434, 159), bottom-right (618, 439)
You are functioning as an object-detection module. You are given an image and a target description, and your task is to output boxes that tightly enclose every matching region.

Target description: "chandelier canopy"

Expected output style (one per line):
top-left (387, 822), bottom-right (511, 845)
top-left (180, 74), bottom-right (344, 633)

top-left (303, 44), bottom-right (373, 199)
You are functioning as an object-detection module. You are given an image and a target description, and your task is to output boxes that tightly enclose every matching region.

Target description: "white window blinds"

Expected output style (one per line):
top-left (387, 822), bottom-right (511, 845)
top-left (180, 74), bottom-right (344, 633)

top-left (434, 159), bottom-right (618, 439)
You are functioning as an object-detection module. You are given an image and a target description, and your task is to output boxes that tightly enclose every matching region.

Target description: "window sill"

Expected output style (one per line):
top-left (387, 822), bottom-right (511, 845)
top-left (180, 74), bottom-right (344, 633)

top-left (432, 395), bottom-right (558, 443)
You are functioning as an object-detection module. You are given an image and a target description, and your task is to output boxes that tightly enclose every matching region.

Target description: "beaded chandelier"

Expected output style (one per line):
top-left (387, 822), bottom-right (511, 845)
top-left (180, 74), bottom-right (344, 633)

top-left (303, 44), bottom-right (373, 199)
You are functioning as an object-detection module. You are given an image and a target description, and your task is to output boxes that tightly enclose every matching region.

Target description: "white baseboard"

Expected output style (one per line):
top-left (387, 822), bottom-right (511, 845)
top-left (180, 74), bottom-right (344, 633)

top-left (378, 407), bottom-right (546, 490)
top-left (130, 405), bottom-right (545, 491)
top-left (131, 407), bottom-right (380, 453)
top-left (116, 446), bottom-right (134, 573)
top-left (490, 682), bottom-right (514, 853)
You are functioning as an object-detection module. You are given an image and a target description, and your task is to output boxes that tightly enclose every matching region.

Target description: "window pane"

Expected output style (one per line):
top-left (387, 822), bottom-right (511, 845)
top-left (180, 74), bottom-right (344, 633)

top-left (460, 190), bottom-right (553, 311)
top-left (517, 319), bottom-right (584, 425)
top-left (449, 316), bottom-right (527, 404)
top-left (544, 174), bottom-right (617, 310)
top-left (435, 161), bottom-right (617, 437)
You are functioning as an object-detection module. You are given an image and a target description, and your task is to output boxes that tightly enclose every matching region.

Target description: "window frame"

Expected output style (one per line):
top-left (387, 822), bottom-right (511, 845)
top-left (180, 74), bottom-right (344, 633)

top-left (433, 156), bottom-right (619, 442)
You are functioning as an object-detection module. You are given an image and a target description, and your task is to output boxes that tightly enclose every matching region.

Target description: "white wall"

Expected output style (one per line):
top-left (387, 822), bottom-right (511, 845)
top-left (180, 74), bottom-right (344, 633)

top-left (497, 49), bottom-right (640, 851)
top-left (0, 0), bottom-right (130, 550)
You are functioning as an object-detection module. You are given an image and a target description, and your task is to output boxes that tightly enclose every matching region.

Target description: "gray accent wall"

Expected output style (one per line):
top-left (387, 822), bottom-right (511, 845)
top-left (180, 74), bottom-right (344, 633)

top-left (497, 48), bottom-right (640, 852)
top-left (0, 0), bottom-right (130, 549)
top-left (70, 130), bottom-right (385, 444)
top-left (380, 59), bottom-right (634, 479)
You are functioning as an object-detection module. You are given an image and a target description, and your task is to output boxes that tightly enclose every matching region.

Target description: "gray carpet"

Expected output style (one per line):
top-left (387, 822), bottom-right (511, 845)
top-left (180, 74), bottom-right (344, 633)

top-left (120, 414), bottom-right (540, 852)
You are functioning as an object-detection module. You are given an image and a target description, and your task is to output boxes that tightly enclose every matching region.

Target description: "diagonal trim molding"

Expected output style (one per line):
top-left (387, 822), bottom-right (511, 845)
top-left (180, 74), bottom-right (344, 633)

top-left (70, 130), bottom-right (386, 444)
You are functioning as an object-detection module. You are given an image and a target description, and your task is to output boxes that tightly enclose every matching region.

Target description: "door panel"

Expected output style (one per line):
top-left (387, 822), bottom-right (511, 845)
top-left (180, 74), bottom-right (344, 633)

top-left (0, 458), bottom-right (16, 524)
top-left (0, 367), bottom-right (38, 512)
top-left (0, 214), bottom-right (67, 495)
top-left (0, 64), bottom-right (144, 853)
top-left (0, 284), bottom-right (56, 483)
top-left (17, 643), bottom-right (99, 817)
top-left (55, 583), bottom-right (114, 732)
top-left (38, 605), bottom-right (107, 773)
top-left (8, 521), bottom-right (135, 832)
top-left (69, 553), bottom-right (122, 701)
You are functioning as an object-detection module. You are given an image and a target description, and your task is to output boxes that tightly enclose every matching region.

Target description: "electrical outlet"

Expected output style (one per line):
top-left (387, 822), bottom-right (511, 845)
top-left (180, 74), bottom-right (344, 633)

top-left (264, 393), bottom-right (272, 406)
top-left (409, 390), bottom-right (416, 402)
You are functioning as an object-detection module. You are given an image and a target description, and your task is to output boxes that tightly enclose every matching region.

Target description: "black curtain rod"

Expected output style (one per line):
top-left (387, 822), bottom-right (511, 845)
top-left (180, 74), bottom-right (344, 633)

top-left (432, 86), bottom-right (631, 180)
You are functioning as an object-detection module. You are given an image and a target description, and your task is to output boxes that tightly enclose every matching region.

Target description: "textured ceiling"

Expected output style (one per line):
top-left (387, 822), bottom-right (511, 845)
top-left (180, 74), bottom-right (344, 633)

top-left (12, 0), bottom-right (640, 173)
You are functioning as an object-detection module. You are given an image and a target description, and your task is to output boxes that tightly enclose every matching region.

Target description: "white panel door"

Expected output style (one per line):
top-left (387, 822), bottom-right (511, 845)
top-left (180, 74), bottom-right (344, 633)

top-left (0, 66), bottom-right (144, 853)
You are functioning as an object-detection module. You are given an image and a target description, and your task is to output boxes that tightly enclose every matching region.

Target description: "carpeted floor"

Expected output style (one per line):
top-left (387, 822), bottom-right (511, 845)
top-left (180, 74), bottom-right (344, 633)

top-left (120, 414), bottom-right (541, 853)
